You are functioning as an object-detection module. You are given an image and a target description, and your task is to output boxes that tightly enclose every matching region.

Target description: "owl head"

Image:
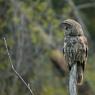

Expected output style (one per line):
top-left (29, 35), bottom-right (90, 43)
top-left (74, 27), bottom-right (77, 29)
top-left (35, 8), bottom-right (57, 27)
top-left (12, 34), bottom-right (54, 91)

top-left (60, 19), bottom-right (84, 36)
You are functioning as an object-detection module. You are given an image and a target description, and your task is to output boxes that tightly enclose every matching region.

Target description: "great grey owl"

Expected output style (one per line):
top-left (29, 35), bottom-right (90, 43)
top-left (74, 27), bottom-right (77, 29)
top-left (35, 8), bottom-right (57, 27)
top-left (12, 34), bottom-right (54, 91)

top-left (61, 19), bottom-right (88, 85)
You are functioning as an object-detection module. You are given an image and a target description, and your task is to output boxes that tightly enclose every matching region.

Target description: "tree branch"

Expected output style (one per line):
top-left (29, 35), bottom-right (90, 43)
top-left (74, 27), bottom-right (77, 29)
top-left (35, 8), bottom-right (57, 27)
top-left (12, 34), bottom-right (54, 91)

top-left (77, 2), bottom-right (95, 9)
top-left (3, 37), bottom-right (34, 95)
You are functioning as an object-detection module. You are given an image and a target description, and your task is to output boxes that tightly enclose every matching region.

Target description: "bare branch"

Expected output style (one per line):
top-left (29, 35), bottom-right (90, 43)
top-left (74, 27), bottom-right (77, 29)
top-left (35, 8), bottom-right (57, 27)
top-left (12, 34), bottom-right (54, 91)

top-left (77, 2), bottom-right (95, 9)
top-left (3, 37), bottom-right (34, 95)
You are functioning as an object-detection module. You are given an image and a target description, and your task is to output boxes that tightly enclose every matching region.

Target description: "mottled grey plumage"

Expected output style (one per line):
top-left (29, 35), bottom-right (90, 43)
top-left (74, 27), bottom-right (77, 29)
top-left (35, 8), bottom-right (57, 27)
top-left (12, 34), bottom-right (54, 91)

top-left (61, 19), bottom-right (88, 85)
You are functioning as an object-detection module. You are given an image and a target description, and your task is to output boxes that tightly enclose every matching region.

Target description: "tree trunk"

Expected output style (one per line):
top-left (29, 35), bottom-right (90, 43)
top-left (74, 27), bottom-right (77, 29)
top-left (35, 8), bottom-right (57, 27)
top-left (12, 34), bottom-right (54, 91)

top-left (69, 64), bottom-right (77, 95)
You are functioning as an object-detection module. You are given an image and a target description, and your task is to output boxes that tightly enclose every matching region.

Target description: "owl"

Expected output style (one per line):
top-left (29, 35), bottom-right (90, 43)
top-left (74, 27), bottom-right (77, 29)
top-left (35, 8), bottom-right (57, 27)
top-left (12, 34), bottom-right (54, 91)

top-left (60, 19), bottom-right (88, 85)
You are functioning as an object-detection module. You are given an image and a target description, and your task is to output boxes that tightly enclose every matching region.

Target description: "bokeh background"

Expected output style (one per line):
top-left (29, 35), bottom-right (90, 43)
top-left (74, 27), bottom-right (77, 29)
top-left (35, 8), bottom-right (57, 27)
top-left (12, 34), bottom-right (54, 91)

top-left (0, 0), bottom-right (95, 95)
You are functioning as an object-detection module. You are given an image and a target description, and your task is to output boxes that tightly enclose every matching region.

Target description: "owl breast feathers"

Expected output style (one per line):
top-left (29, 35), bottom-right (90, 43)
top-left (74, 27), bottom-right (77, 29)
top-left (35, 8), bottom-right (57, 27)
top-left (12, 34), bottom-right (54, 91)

top-left (64, 35), bottom-right (88, 70)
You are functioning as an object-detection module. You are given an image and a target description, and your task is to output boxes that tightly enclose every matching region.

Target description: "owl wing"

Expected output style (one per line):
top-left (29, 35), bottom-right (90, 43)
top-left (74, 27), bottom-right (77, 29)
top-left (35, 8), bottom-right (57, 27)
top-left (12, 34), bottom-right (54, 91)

top-left (79, 36), bottom-right (88, 71)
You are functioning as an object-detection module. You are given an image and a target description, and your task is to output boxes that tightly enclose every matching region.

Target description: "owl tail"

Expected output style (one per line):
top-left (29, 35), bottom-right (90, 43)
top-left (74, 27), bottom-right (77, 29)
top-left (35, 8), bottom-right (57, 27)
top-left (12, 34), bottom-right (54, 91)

top-left (77, 64), bottom-right (83, 85)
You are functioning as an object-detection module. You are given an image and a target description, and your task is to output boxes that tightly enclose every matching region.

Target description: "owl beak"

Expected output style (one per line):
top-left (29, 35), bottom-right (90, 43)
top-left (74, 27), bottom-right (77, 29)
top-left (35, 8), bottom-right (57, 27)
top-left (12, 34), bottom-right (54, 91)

top-left (60, 22), bottom-right (65, 28)
top-left (60, 22), bottom-right (67, 29)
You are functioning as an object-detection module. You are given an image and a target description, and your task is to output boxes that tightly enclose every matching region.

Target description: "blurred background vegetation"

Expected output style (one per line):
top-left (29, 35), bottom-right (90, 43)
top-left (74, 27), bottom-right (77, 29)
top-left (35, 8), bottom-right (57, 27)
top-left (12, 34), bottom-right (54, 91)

top-left (0, 0), bottom-right (95, 95)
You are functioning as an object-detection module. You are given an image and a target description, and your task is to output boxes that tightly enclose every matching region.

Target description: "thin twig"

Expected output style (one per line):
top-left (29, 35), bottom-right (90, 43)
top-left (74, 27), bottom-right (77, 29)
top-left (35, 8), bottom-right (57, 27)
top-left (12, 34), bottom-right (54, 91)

top-left (77, 2), bottom-right (95, 9)
top-left (3, 37), bottom-right (34, 95)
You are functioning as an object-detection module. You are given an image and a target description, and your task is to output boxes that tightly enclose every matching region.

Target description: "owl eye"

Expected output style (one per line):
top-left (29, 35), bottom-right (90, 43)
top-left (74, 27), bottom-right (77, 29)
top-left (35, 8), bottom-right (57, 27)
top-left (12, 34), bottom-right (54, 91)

top-left (65, 24), bottom-right (72, 30)
top-left (66, 27), bottom-right (69, 30)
